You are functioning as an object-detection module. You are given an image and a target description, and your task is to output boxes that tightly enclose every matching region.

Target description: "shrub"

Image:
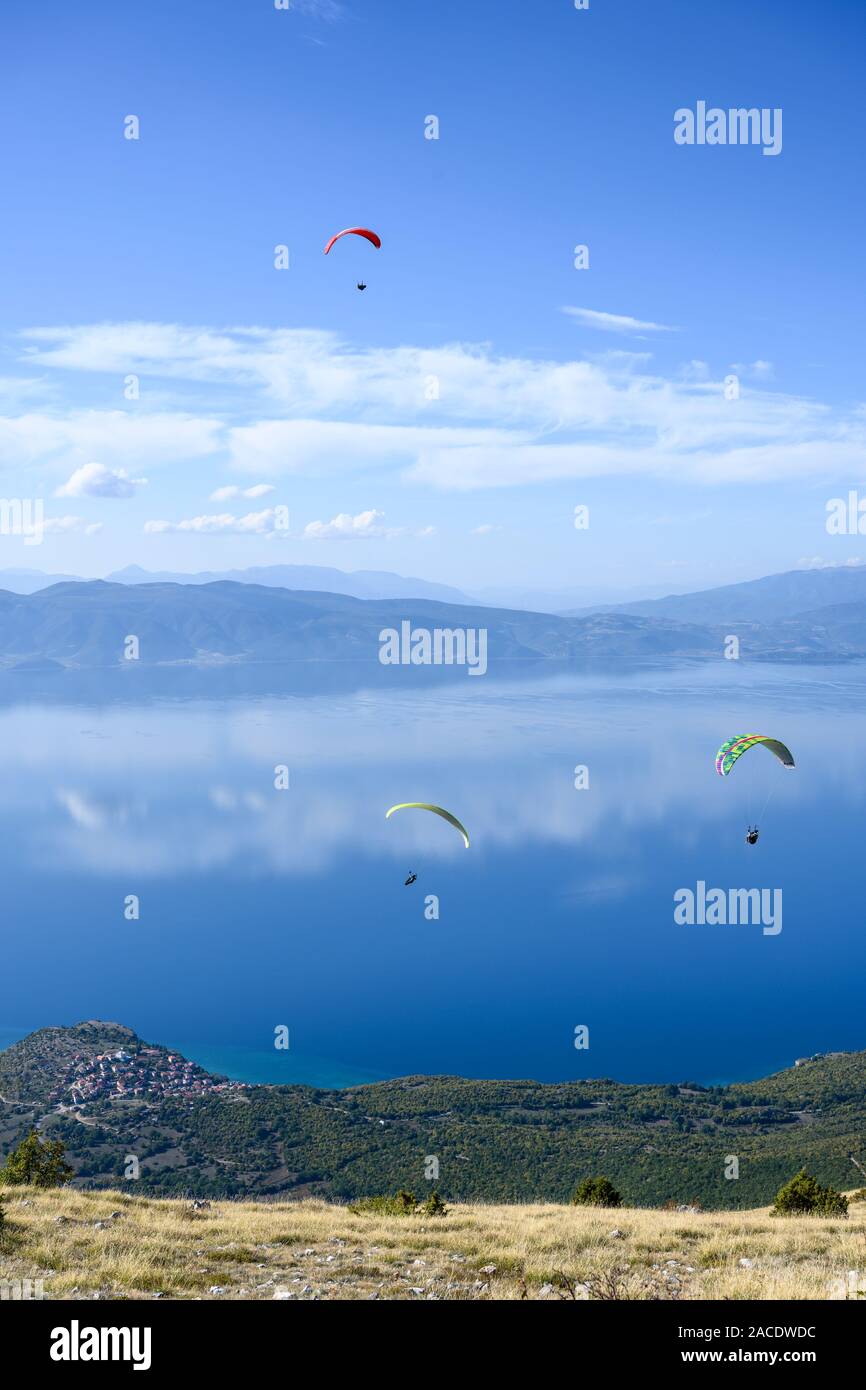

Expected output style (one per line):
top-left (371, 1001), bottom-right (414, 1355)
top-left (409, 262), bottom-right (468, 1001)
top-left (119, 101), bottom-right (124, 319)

top-left (571, 1176), bottom-right (622, 1208)
top-left (349, 1188), bottom-right (420, 1216)
top-left (772, 1170), bottom-right (848, 1218)
top-left (0, 1131), bottom-right (74, 1189)
top-left (421, 1190), bottom-right (448, 1217)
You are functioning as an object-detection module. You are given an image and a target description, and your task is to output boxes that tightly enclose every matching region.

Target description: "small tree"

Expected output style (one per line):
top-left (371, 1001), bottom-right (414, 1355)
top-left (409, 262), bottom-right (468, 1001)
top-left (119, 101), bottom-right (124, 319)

top-left (421, 1190), bottom-right (448, 1217)
top-left (772, 1170), bottom-right (848, 1218)
top-left (0, 1131), bottom-right (74, 1189)
top-left (571, 1176), bottom-right (622, 1208)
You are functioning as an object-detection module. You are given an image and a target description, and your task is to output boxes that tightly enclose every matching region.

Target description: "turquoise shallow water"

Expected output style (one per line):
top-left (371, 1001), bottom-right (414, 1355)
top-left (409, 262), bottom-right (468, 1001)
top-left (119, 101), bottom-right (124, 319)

top-left (160, 1040), bottom-right (389, 1088)
top-left (0, 1025), bottom-right (386, 1089)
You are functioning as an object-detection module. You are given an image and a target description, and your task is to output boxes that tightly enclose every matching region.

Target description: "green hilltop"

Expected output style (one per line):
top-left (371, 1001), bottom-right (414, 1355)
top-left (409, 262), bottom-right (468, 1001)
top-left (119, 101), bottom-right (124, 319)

top-left (2, 1022), bottom-right (865, 1208)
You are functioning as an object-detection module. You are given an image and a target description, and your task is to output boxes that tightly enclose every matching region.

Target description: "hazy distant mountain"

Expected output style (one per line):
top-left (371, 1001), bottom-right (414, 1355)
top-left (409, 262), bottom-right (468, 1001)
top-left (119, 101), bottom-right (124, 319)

top-left (570, 566), bottom-right (866, 625)
top-left (9, 563), bottom-right (866, 625)
top-left (472, 582), bottom-right (677, 612)
top-left (106, 563), bottom-right (473, 605)
top-left (2, 575), bottom-right (866, 682)
top-left (0, 567), bottom-right (82, 594)
top-left (0, 565), bottom-right (676, 612)
top-left (0, 580), bottom-right (718, 671)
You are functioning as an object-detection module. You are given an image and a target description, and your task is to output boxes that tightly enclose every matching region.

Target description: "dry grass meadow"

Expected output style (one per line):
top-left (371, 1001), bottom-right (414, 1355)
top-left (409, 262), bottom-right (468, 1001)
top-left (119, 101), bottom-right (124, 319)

top-left (2, 1185), bottom-right (865, 1301)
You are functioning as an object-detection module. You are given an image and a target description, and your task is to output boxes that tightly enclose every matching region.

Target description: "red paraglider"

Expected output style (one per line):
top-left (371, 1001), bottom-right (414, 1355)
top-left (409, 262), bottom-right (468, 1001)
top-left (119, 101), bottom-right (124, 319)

top-left (323, 227), bottom-right (382, 255)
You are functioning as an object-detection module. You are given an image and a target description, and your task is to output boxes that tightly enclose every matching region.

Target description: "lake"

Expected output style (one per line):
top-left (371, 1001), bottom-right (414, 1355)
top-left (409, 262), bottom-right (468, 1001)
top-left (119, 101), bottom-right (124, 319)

top-left (2, 661), bottom-right (863, 1088)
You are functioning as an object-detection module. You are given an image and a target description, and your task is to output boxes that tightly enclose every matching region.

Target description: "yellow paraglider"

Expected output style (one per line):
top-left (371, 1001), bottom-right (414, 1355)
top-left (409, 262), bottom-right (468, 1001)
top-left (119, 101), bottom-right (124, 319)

top-left (385, 803), bottom-right (470, 848)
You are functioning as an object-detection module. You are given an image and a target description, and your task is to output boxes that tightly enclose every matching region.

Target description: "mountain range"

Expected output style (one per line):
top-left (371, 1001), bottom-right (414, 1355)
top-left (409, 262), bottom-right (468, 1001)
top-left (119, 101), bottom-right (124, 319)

top-left (0, 580), bottom-right (720, 673)
top-left (0, 564), bottom-right (672, 610)
top-left (574, 565), bottom-right (866, 623)
top-left (10, 561), bottom-right (866, 621)
top-left (0, 563), bottom-right (472, 603)
top-left (1, 1022), bottom-right (863, 1207)
top-left (2, 567), bottom-right (866, 677)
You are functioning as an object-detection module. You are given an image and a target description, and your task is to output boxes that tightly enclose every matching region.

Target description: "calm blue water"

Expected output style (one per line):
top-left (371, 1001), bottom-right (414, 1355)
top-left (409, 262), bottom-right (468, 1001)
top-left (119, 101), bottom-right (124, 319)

top-left (2, 664), bottom-right (864, 1088)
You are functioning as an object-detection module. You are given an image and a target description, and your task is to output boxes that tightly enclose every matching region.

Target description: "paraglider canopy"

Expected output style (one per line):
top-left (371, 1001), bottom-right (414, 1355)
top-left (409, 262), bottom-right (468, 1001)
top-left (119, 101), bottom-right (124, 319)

top-left (323, 227), bottom-right (382, 255)
top-left (715, 735), bottom-right (795, 777)
top-left (386, 803), bottom-right (470, 849)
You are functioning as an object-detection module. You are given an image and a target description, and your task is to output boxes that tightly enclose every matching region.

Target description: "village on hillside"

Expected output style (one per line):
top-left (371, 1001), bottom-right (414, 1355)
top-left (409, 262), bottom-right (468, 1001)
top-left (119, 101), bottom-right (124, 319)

top-left (48, 1047), bottom-right (246, 1108)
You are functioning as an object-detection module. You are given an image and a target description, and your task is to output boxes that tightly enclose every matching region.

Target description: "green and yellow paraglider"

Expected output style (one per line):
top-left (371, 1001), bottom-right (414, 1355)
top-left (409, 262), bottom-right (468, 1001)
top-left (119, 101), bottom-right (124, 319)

top-left (715, 735), bottom-right (795, 778)
top-left (714, 734), bottom-right (795, 845)
top-left (385, 803), bottom-right (470, 848)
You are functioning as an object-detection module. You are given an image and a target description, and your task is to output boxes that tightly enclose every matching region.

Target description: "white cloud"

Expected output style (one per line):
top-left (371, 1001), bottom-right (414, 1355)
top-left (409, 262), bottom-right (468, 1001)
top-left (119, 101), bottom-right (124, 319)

top-left (209, 482), bottom-right (275, 501)
top-left (227, 419), bottom-right (514, 476)
top-left (144, 509), bottom-right (284, 535)
top-left (562, 306), bottom-right (678, 335)
top-left (796, 556), bottom-right (866, 570)
top-left (472, 524), bottom-right (498, 535)
top-left (731, 359), bottom-right (774, 380)
top-left (56, 789), bottom-right (106, 830)
top-left (303, 509), bottom-right (386, 541)
top-left (0, 408), bottom-right (221, 469)
top-left (680, 360), bottom-right (710, 381)
top-left (406, 436), bottom-right (866, 491)
top-left (42, 516), bottom-right (103, 535)
top-left (11, 322), bottom-right (866, 493)
top-left (55, 462), bottom-right (147, 499)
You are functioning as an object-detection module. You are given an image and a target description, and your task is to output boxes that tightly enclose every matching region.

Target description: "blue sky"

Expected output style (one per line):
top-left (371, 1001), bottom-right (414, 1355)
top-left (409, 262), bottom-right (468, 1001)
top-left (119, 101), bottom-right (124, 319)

top-left (1, 0), bottom-right (864, 596)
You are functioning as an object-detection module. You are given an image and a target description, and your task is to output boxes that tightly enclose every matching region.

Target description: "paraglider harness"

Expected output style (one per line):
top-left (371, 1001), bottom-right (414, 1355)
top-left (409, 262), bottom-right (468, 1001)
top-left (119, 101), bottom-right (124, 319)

top-left (745, 826), bottom-right (759, 845)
